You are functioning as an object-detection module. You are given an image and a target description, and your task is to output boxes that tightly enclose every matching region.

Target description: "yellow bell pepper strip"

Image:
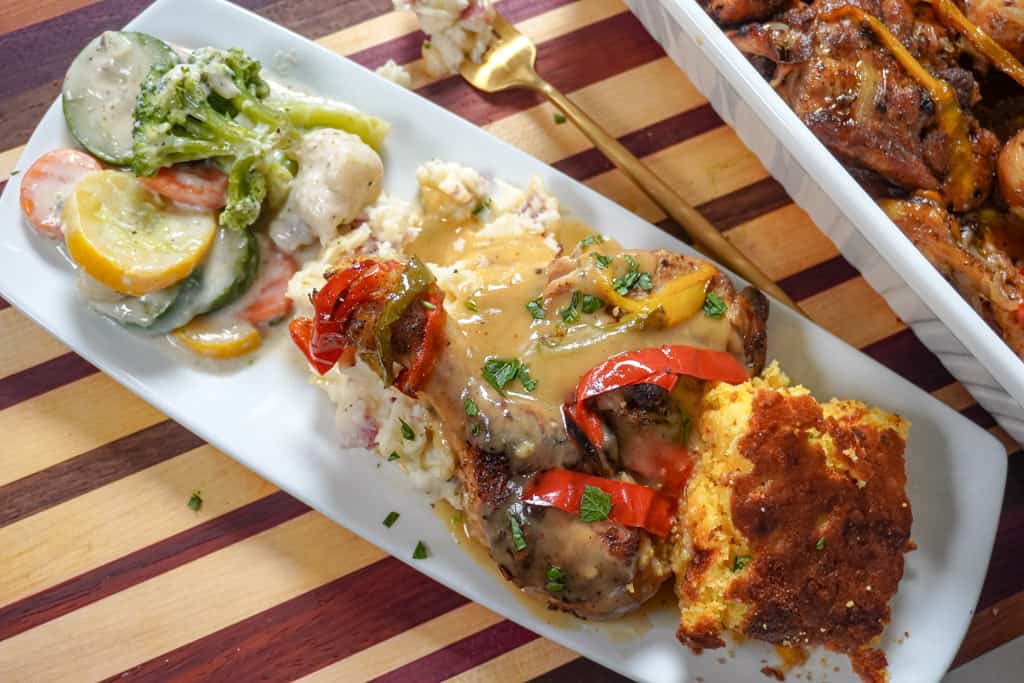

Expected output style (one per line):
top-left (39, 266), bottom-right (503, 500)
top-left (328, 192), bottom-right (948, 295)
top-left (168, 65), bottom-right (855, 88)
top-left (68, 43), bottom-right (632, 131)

top-left (597, 261), bottom-right (717, 326)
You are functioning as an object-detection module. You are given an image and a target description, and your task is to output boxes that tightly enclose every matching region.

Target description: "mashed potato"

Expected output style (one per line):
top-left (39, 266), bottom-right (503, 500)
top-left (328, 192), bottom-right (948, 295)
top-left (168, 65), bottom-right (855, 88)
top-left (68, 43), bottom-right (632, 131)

top-left (287, 160), bottom-right (563, 506)
top-left (394, 0), bottom-right (496, 77)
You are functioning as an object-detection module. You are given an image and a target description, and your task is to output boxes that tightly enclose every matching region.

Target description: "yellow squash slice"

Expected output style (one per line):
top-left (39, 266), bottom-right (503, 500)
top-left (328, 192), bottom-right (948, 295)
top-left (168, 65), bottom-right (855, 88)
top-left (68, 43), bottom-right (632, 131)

top-left (173, 317), bottom-right (261, 359)
top-left (63, 170), bottom-right (217, 295)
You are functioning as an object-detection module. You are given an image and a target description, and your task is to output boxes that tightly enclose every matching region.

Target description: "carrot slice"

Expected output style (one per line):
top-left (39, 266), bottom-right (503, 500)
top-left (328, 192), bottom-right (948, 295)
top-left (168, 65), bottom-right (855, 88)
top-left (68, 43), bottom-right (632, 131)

top-left (240, 242), bottom-right (298, 325)
top-left (141, 164), bottom-right (228, 210)
top-left (19, 149), bottom-right (103, 238)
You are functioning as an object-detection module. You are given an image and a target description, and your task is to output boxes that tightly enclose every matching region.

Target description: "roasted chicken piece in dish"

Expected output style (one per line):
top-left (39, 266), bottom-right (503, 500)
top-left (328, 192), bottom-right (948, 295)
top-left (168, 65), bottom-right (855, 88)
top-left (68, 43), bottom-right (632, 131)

top-left (707, 0), bottom-right (1024, 359)
top-left (730, 0), bottom-right (999, 209)
top-left (290, 237), bottom-right (768, 618)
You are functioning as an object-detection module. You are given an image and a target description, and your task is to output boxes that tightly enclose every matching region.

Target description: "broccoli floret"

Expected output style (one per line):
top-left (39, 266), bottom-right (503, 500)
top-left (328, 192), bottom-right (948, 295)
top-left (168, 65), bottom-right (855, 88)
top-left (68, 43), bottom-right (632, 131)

top-left (132, 46), bottom-right (392, 231)
top-left (132, 47), bottom-right (296, 230)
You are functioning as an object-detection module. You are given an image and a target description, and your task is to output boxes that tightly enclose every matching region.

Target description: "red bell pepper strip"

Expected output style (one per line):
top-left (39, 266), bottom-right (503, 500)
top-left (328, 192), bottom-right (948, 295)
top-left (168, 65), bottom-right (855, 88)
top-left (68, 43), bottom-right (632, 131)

top-left (571, 345), bottom-right (749, 447)
top-left (395, 284), bottom-right (446, 395)
top-left (522, 468), bottom-right (677, 537)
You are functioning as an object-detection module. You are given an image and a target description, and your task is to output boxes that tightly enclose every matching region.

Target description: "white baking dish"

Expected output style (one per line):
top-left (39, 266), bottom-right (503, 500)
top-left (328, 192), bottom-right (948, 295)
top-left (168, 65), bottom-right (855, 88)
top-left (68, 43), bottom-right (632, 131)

top-left (627, 0), bottom-right (1024, 444)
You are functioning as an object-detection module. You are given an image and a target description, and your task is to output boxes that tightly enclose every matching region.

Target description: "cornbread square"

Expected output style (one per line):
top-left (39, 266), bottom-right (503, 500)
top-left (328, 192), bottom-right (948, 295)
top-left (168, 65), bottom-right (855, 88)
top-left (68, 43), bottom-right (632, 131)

top-left (674, 364), bottom-right (912, 683)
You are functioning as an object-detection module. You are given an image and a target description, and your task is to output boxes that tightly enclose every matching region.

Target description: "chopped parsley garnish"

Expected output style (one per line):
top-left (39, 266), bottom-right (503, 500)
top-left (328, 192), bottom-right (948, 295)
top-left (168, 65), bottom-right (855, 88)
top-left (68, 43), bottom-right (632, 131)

top-left (509, 514), bottom-right (527, 551)
top-left (420, 299), bottom-right (437, 310)
top-left (733, 554), bottom-right (751, 572)
top-left (518, 365), bottom-right (538, 392)
top-left (590, 252), bottom-right (612, 269)
top-left (423, 41), bottom-right (432, 49)
top-left (400, 418), bottom-right (415, 440)
top-left (816, 537), bottom-right (826, 551)
top-left (553, 112), bottom-right (567, 125)
top-left (560, 290), bottom-right (582, 324)
top-left (703, 291), bottom-right (727, 319)
top-left (578, 234), bottom-right (606, 250)
top-left (187, 490), bottom-right (203, 512)
top-left (483, 357), bottom-right (521, 394)
top-left (472, 197), bottom-right (492, 215)
top-left (10, 170), bottom-right (20, 177)
top-left (526, 298), bottom-right (545, 320)
top-left (472, 423), bottom-right (483, 436)
top-left (465, 299), bottom-right (480, 313)
top-left (546, 565), bottom-right (567, 592)
top-left (580, 294), bottom-right (604, 314)
top-left (612, 255), bottom-right (654, 296)
top-left (579, 485), bottom-right (613, 522)
top-left (388, 452), bottom-right (400, 461)
top-left (413, 541), bottom-right (429, 559)
top-left (482, 357), bottom-right (537, 394)
top-left (464, 397), bottom-right (480, 417)
top-left (383, 511), bottom-right (400, 527)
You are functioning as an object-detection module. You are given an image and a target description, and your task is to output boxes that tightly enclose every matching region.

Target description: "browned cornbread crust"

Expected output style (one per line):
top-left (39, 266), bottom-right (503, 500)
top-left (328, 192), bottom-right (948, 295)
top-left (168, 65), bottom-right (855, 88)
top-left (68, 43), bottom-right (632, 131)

top-left (674, 366), bottom-right (912, 683)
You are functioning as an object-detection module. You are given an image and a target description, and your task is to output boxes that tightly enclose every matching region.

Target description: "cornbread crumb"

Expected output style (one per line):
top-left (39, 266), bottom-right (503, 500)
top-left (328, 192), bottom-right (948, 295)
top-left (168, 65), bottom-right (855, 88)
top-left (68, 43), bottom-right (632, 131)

top-left (674, 362), bottom-right (913, 683)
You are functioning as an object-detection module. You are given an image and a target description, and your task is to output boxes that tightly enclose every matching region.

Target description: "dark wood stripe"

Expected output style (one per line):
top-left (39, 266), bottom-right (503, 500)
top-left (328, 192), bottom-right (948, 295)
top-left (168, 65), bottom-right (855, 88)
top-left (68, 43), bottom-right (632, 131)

top-left (553, 104), bottom-right (723, 181)
top-left (105, 557), bottom-right (468, 682)
top-left (976, 452), bottom-right (1024, 611)
top-left (653, 177), bottom-right (793, 243)
top-left (0, 419), bottom-right (203, 528)
top-left (860, 328), bottom-right (956, 393)
top-left (417, 11), bottom-right (662, 127)
top-left (370, 619), bottom-right (538, 683)
top-left (961, 402), bottom-right (997, 430)
top-left (256, 0), bottom-right (392, 42)
top-left (698, 177), bottom-right (790, 231)
top-left (348, 0), bottom-right (578, 70)
top-left (778, 255), bottom-right (860, 302)
top-left (529, 656), bottom-right (630, 682)
top-left (0, 352), bottom-right (98, 412)
top-left (0, 491), bottom-right (308, 641)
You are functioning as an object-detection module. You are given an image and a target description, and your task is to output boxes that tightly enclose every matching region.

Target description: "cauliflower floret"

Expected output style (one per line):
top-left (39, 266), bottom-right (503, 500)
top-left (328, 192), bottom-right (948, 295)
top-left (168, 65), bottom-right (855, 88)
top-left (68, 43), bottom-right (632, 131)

top-left (269, 129), bottom-right (383, 251)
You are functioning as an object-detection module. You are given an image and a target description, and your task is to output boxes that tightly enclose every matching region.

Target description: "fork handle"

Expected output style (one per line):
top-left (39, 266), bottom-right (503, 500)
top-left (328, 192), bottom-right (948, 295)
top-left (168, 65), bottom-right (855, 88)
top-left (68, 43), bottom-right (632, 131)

top-left (535, 79), bottom-right (802, 313)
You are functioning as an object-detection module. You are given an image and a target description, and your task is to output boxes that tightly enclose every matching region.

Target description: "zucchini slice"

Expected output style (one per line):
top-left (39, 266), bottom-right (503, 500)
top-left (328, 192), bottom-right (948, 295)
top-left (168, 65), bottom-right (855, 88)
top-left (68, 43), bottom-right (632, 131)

top-left (62, 31), bottom-right (179, 165)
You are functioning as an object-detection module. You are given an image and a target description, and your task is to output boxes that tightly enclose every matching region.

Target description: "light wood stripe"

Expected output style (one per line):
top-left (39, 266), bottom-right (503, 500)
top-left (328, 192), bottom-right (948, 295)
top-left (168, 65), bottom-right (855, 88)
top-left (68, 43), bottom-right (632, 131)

top-left (317, 10), bottom-right (420, 57)
top-left (484, 58), bottom-right (705, 164)
top-left (0, 445), bottom-right (275, 607)
top-left (0, 512), bottom-right (384, 681)
top-left (727, 204), bottom-right (840, 280)
top-left (0, 308), bottom-right (69, 380)
top-left (802, 278), bottom-right (906, 349)
top-left (444, 636), bottom-right (578, 683)
top-left (931, 383), bottom-right (977, 413)
top-left (0, 0), bottom-right (98, 35)
top-left (298, 603), bottom-right (504, 682)
top-left (586, 127), bottom-right (767, 223)
top-left (0, 145), bottom-right (24, 181)
top-left (0, 374), bottom-right (164, 487)
top-left (990, 426), bottom-right (1019, 454)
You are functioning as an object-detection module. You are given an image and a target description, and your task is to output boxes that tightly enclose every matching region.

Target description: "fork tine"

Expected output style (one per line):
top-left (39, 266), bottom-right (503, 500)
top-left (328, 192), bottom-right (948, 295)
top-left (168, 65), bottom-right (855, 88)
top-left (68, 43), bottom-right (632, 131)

top-left (490, 12), bottom-right (518, 38)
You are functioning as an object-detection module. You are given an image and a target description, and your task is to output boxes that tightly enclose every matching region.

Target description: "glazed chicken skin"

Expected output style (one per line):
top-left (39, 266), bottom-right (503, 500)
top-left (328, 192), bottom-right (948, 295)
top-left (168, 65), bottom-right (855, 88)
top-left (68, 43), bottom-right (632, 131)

top-left (730, 0), bottom-right (999, 208)
top-left (291, 243), bottom-right (768, 619)
top-left (709, 0), bottom-right (1024, 359)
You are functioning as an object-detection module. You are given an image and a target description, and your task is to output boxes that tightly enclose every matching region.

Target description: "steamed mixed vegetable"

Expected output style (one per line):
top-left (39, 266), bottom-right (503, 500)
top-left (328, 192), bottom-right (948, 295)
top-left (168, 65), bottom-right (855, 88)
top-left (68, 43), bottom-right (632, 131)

top-left (18, 30), bottom-right (390, 360)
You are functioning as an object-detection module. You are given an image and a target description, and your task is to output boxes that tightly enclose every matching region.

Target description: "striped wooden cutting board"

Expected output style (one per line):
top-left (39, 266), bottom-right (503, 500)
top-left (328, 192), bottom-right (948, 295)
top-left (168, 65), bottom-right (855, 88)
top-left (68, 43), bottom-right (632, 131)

top-left (0, 0), bottom-right (1021, 679)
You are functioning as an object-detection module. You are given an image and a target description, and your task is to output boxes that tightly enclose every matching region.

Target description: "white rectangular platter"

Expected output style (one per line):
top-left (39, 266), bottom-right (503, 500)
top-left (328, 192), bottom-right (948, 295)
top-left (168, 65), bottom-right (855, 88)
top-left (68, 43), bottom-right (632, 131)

top-left (0, 0), bottom-right (1008, 681)
top-left (628, 0), bottom-right (1024, 445)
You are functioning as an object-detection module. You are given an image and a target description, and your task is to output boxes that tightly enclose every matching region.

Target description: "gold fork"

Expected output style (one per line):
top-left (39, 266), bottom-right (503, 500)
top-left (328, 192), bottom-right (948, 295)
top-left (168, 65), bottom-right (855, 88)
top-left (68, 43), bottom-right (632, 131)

top-left (461, 13), bottom-right (801, 312)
